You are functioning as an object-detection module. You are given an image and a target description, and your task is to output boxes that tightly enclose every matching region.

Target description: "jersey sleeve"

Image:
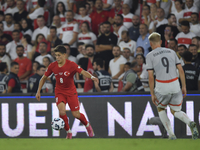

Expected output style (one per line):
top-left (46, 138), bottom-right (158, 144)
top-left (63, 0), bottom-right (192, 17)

top-left (146, 54), bottom-right (154, 70)
top-left (91, 32), bottom-right (97, 41)
top-left (73, 61), bottom-right (83, 73)
top-left (44, 63), bottom-right (53, 77)
top-left (73, 23), bottom-right (79, 33)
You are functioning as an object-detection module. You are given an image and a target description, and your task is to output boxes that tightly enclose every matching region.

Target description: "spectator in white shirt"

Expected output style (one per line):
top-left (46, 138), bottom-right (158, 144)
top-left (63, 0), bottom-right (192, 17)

top-left (5, 0), bottom-right (19, 16)
top-left (118, 30), bottom-right (136, 56)
top-left (34, 42), bottom-right (54, 64)
top-left (59, 10), bottom-right (79, 57)
top-left (50, 15), bottom-right (62, 36)
top-left (109, 45), bottom-right (127, 79)
top-left (149, 8), bottom-right (168, 33)
top-left (3, 14), bottom-right (14, 36)
top-left (173, 0), bottom-right (184, 24)
top-left (27, 0), bottom-right (45, 20)
top-left (56, 2), bottom-right (67, 25)
top-left (190, 13), bottom-right (200, 36)
top-left (122, 48), bottom-right (134, 63)
top-left (76, 42), bottom-right (85, 62)
top-left (78, 21), bottom-right (97, 45)
top-left (21, 34), bottom-right (33, 59)
top-left (122, 4), bottom-right (134, 29)
top-left (32, 15), bottom-right (49, 44)
top-left (6, 30), bottom-right (22, 60)
top-left (63, 43), bottom-right (78, 64)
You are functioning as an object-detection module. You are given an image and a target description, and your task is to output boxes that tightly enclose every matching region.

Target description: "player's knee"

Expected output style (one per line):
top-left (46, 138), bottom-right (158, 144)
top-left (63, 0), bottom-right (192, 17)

top-left (72, 112), bottom-right (80, 118)
top-left (59, 110), bottom-right (66, 116)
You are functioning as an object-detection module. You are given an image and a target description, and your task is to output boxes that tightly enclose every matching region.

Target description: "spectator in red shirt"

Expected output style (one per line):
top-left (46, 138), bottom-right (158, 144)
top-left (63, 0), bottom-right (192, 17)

top-left (89, 0), bottom-right (109, 35)
top-left (14, 45), bottom-right (32, 81)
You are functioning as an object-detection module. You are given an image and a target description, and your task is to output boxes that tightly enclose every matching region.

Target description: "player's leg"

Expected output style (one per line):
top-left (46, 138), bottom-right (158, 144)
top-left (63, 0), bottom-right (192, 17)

top-left (169, 91), bottom-right (199, 139)
top-left (155, 92), bottom-right (176, 139)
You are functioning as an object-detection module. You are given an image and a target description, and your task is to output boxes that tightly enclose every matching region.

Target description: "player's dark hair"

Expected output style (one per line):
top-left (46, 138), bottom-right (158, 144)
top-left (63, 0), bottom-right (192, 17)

top-left (16, 45), bottom-right (24, 49)
top-left (167, 13), bottom-right (175, 19)
top-left (0, 62), bottom-right (7, 72)
top-left (38, 0), bottom-right (46, 7)
top-left (125, 62), bottom-right (131, 67)
top-left (11, 62), bottom-right (19, 67)
top-left (5, 13), bottom-right (12, 18)
top-left (130, 61), bottom-right (138, 68)
top-left (37, 65), bottom-right (46, 71)
top-left (136, 53), bottom-right (146, 64)
top-left (188, 44), bottom-right (197, 49)
top-left (117, 14), bottom-right (124, 20)
top-left (12, 30), bottom-right (20, 34)
top-left (169, 38), bottom-right (178, 45)
top-left (178, 44), bottom-right (187, 50)
top-left (191, 12), bottom-right (199, 18)
top-left (54, 45), bottom-right (66, 54)
top-left (103, 21), bottom-right (111, 26)
top-left (182, 51), bottom-right (193, 62)
top-left (85, 44), bottom-right (95, 50)
top-left (50, 26), bottom-right (57, 31)
top-left (181, 21), bottom-right (190, 27)
top-left (94, 58), bottom-right (104, 68)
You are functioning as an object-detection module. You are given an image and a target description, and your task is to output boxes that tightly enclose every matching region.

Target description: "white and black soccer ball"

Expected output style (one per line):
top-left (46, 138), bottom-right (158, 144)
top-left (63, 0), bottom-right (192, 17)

top-left (51, 118), bottom-right (65, 130)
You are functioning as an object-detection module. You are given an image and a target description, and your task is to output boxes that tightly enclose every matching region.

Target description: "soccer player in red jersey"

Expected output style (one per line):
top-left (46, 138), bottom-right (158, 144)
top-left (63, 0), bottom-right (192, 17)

top-left (35, 45), bottom-right (99, 139)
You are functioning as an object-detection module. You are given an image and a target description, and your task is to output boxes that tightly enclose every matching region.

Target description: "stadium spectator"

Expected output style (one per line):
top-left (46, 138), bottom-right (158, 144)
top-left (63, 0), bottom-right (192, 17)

top-left (108, 0), bottom-right (122, 25)
top-left (149, 8), bottom-right (168, 33)
top-left (21, 19), bottom-right (33, 36)
top-left (122, 4), bottom-right (134, 29)
top-left (172, 0), bottom-right (184, 24)
top-left (168, 38), bottom-right (178, 52)
top-left (47, 26), bottom-right (62, 48)
top-left (63, 43), bottom-right (77, 63)
top-left (32, 15), bottom-right (49, 43)
top-left (135, 46), bottom-right (145, 55)
top-left (5, 0), bottom-right (18, 15)
top-left (135, 53), bottom-right (148, 78)
top-left (0, 22), bottom-right (12, 45)
top-left (115, 14), bottom-right (128, 43)
top-left (89, 0), bottom-right (109, 36)
top-left (21, 34), bottom-right (33, 59)
top-left (78, 44), bottom-right (97, 91)
top-left (136, 24), bottom-right (150, 57)
top-left (188, 44), bottom-right (200, 69)
top-left (93, 58), bottom-right (114, 92)
top-left (35, 42), bottom-right (54, 64)
top-left (175, 21), bottom-right (196, 48)
top-left (14, 45), bottom-right (32, 81)
top-left (74, 5), bottom-right (91, 28)
top-left (0, 62), bottom-right (8, 81)
top-left (6, 30), bottom-right (22, 60)
top-left (140, 5), bottom-right (151, 25)
top-left (118, 30), bottom-right (136, 55)
top-left (4, 62), bottom-right (22, 93)
top-left (109, 45), bottom-right (127, 79)
top-left (51, 15), bottom-right (62, 36)
top-left (150, 3), bottom-right (157, 22)
top-left (30, 61), bottom-right (40, 76)
top-left (128, 15), bottom-right (140, 42)
top-left (78, 21), bottom-right (97, 45)
top-left (43, 57), bottom-right (51, 68)
top-left (54, 0), bottom-right (74, 14)
top-left (143, 0), bottom-right (159, 7)
top-left (98, 23), bottom-right (105, 36)
top-left (56, 2), bottom-right (67, 25)
top-left (3, 14), bottom-right (14, 36)
top-left (87, 0), bottom-right (95, 14)
top-left (95, 21), bottom-right (118, 71)
top-left (13, 0), bottom-right (28, 23)
top-left (0, 44), bottom-right (11, 71)
top-left (182, 51), bottom-right (199, 90)
top-left (27, 65), bottom-right (46, 93)
top-left (27, 0), bottom-right (45, 20)
top-left (192, 36), bottom-right (200, 53)
top-left (0, 1), bottom-right (7, 12)
top-left (190, 13), bottom-right (200, 36)
top-left (121, 61), bottom-right (144, 92)
top-left (122, 48), bottom-right (134, 63)
top-left (164, 25), bottom-right (174, 47)
top-left (183, 0), bottom-right (198, 19)
top-left (76, 42), bottom-right (85, 62)
top-left (59, 10), bottom-right (78, 57)
top-left (102, 0), bottom-right (113, 10)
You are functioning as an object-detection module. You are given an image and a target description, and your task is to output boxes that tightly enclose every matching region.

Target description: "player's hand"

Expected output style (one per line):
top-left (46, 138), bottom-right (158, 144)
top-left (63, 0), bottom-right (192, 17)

top-left (182, 87), bottom-right (187, 98)
top-left (151, 94), bottom-right (158, 106)
top-left (92, 77), bottom-right (99, 84)
top-left (35, 92), bottom-right (41, 101)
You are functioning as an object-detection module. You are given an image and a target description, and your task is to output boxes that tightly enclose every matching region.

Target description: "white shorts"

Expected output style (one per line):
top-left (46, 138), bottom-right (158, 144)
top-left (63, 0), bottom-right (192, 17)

top-left (155, 90), bottom-right (183, 111)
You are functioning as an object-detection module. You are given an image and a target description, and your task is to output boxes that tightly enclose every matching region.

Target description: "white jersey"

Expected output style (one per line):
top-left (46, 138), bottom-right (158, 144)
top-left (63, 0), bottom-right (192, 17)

top-left (102, 0), bottom-right (113, 10)
top-left (175, 32), bottom-right (196, 48)
top-left (59, 13), bottom-right (67, 25)
top-left (59, 22), bottom-right (79, 48)
top-left (183, 5), bottom-right (198, 18)
top-left (190, 24), bottom-right (200, 36)
top-left (149, 19), bottom-right (168, 30)
top-left (32, 26), bottom-right (49, 41)
top-left (6, 40), bottom-right (22, 60)
top-left (78, 32), bottom-right (97, 45)
top-left (143, 0), bottom-right (160, 6)
top-left (74, 14), bottom-right (91, 28)
top-left (122, 13), bottom-right (134, 29)
top-left (5, 7), bottom-right (19, 15)
top-left (118, 40), bottom-right (136, 54)
top-left (172, 9), bottom-right (184, 25)
top-left (146, 47), bottom-right (181, 94)
top-left (3, 22), bottom-right (14, 33)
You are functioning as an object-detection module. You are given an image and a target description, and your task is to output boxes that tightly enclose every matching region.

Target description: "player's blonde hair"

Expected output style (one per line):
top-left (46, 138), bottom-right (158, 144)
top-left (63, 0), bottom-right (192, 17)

top-left (148, 32), bottom-right (161, 43)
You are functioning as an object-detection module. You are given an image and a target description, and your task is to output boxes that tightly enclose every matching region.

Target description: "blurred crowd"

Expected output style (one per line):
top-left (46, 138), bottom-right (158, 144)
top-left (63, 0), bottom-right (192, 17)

top-left (0, 0), bottom-right (200, 94)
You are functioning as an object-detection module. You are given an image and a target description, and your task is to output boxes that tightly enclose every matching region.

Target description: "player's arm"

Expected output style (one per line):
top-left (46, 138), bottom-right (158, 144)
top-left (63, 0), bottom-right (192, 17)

top-left (35, 75), bottom-right (48, 101)
top-left (80, 70), bottom-right (99, 84)
top-left (177, 64), bottom-right (187, 98)
top-left (148, 70), bottom-right (157, 106)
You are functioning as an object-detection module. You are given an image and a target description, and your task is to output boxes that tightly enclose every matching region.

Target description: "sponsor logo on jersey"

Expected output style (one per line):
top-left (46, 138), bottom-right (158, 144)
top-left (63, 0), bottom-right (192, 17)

top-left (59, 72), bottom-right (63, 75)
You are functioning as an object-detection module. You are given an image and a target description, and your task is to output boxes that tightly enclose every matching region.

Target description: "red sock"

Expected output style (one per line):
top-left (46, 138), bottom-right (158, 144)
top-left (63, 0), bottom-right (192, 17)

top-left (79, 113), bottom-right (88, 126)
top-left (60, 114), bottom-right (70, 131)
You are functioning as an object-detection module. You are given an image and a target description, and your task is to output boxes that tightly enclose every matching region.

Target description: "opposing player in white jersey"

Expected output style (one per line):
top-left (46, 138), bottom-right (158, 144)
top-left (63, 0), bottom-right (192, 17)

top-left (146, 32), bottom-right (199, 140)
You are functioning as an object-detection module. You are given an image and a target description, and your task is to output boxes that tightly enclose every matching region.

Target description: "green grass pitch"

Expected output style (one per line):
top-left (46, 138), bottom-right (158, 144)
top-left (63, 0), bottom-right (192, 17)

top-left (0, 138), bottom-right (199, 150)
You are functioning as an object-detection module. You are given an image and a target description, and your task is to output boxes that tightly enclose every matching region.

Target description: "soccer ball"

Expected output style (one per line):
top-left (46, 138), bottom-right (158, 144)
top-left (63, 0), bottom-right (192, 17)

top-left (51, 118), bottom-right (65, 130)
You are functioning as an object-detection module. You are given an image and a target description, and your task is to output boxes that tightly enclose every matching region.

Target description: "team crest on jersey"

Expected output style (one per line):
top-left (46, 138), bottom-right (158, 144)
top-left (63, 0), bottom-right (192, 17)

top-left (64, 71), bottom-right (70, 76)
top-left (59, 72), bottom-right (63, 75)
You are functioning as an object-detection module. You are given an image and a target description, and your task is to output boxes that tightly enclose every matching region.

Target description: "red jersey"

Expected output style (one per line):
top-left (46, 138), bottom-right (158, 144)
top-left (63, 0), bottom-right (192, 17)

top-left (44, 60), bottom-right (83, 96)
top-left (89, 10), bottom-right (109, 36)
